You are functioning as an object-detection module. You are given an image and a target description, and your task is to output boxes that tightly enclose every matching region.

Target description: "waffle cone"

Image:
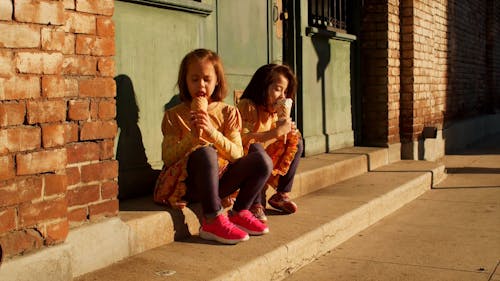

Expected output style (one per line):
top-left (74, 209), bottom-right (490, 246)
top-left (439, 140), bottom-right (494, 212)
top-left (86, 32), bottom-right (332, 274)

top-left (191, 97), bottom-right (208, 138)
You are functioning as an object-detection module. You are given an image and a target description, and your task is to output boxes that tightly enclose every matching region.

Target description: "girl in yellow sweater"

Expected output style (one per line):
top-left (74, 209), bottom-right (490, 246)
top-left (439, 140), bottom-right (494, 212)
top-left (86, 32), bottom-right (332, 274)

top-left (154, 49), bottom-right (271, 244)
top-left (238, 64), bottom-right (303, 222)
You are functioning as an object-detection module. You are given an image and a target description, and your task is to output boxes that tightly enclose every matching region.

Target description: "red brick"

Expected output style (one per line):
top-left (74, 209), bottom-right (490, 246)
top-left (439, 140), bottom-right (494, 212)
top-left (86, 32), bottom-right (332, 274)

top-left (96, 18), bottom-right (114, 37)
top-left (0, 176), bottom-right (43, 207)
top-left (19, 198), bottom-right (68, 227)
top-left (0, 155), bottom-right (15, 181)
top-left (62, 56), bottom-right (97, 75)
top-left (99, 140), bottom-right (115, 160)
top-left (65, 78), bottom-right (78, 97)
top-left (98, 99), bottom-right (116, 120)
top-left (42, 75), bottom-right (65, 98)
top-left (79, 78), bottom-right (115, 97)
top-left (63, 0), bottom-right (75, 10)
top-left (90, 100), bottom-right (98, 119)
top-left (68, 99), bottom-right (89, 121)
top-left (44, 174), bottom-right (67, 196)
top-left (0, 126), bottom-right (41, 154)
top-left (41, 27), bottom-right (65, 51)
top-left (67, 184), bottom-right (100, 206)
top-left (0, 49), bottom-right (13, 76)
top-left (80, 120), bottom-right (117, 140)
top-left (0, 76), bottom-right (40, 101)
top-left (15, 52), bottom-right (63, 75)
top-left (81, 160), bottom-right (118, 183)
top-left (65, 11), bottom-right (96, 34)
top-left (63, 33), bottom-right (75, 55)
top-left (97, 57), bottom-right (115, 77)
top-left (27, 100), bottom-right (66, 124)
top-left (41, 123), bottom-right (73, 148)
top-left (0, 229), bottom-right (43, 258)
top-left (75, 35), bottom-right (94, 55)
top-left (76, 36), bottom-right (115, 56)
top-left (0, 22), bottom-right (40, 48)
top-left (43, 219), bottom-right (69, 245)
top-left (94, 37), bottom-right (115, 56)
top-left (0, 102), bottom-right (26, 126)
top-left (15, 0), bottom-right (64, 25)
top-left (101, 181), bottom-right (118, 199)
top-left (76, 0), bottom-right (114, 16)
top-left (89, 199), bottom-right (118, 220)
top-left (68, 207), bottom-right (87, 225)
top-left (0, 207), bottom-right (16, 233)
top-left (0, 1), bottom-right (12, 20)
top-left (66, 142), bottom-right (100, 164)
top-left (66, 167), bottom-right (81, 186)
top-left (67, 122), bottom-right (79, 143)
top-left (16, 148), bottom-right (67, 175)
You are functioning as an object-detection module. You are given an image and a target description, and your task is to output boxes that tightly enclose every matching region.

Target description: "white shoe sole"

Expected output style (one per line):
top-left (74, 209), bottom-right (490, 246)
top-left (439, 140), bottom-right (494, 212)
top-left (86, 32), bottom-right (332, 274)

top-left (199, 229), bottom-right (249, 244)
top-left (234, 225), bottom-right (269, 236)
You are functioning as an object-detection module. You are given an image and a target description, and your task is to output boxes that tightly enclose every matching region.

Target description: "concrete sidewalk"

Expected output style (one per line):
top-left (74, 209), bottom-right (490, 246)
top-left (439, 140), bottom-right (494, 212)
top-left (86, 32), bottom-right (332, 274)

top-left (284, 136), bottom-right (500, 281)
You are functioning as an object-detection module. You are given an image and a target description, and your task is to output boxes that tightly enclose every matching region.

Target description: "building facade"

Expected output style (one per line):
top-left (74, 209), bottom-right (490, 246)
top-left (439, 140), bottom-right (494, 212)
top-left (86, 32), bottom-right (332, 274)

top-left (0, 0), bottom-right (498, 279)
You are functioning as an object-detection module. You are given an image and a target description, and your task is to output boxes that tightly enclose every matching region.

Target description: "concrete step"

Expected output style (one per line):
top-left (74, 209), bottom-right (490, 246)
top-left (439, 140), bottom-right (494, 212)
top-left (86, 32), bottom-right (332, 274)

top-left (75, 159), bottom-right (444, 281)
top-left (118, 147), bottom-right (391, 255)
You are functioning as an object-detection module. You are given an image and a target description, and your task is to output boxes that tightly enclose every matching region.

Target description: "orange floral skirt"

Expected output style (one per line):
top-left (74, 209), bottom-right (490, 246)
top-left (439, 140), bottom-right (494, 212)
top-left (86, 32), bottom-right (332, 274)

top-left (154, 149), bottom-right (229, 209)
top-left (265, 131), bottom-right (302, 188)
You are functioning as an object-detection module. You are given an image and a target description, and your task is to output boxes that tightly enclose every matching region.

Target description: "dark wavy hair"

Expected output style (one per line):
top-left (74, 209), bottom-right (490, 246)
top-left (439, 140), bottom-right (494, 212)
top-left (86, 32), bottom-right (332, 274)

top-left (177, 48), bottom-right (228, 102)
top-left (240, 63), bottom-right (297, 107)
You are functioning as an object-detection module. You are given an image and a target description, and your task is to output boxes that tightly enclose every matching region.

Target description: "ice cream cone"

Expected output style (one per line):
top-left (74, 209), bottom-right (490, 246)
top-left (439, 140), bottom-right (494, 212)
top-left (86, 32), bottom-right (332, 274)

top-left (191, 96), bottom-right (208, 139)
top-left (276, 98), bottom-right (293, 143)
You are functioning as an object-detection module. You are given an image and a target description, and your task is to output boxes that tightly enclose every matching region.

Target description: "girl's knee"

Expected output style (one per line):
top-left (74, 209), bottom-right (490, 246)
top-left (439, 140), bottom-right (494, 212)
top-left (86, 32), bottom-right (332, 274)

top-left (256, 149), bottom-right (273, 175)
top-left (190, 145), bottom-right (217, 162)
top-left (248, 142), bottom-right (265, 154)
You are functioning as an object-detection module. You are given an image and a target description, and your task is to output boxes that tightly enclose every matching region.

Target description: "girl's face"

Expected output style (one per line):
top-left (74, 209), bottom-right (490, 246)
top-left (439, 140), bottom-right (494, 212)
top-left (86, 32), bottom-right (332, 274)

top-left (186, 58), bottom-right (217, 101)
top-left (266, 74), bottom-right (289, 113)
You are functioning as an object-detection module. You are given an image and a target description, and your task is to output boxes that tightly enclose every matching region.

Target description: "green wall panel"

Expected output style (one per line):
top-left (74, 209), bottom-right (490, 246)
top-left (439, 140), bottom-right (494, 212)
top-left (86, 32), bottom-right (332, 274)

top-left (114, 1), bottom-right (216, 169)
top-left (300, 36), bottom-right (354, 155)
top-left (217, 0), bottom-right (270, 105)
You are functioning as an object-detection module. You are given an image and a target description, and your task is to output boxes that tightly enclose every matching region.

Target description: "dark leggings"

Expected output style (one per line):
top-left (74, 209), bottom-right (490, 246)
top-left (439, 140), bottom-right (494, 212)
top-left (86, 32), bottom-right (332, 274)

top-left (276, 139), bottom-right (303, 193)
top-left (184, 143), bottom-right (273, 218)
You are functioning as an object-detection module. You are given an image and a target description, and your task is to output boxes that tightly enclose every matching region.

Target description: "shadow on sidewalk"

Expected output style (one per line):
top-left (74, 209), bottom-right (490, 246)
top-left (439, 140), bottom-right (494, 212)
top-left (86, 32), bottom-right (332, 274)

top-left (446, 167), bottom-right (500, 174)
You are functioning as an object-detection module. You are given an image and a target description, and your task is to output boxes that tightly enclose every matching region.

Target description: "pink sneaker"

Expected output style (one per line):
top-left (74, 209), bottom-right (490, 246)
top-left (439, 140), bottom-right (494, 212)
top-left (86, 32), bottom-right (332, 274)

top-left (229, 210), bottom-right (269, 235)
top-left (199, 214), bottom-right (249, 244)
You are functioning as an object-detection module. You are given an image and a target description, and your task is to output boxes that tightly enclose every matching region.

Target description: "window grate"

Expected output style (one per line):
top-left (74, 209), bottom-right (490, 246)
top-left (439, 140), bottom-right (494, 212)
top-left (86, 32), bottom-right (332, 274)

top-left (308, 0), bottom-right (347, 32)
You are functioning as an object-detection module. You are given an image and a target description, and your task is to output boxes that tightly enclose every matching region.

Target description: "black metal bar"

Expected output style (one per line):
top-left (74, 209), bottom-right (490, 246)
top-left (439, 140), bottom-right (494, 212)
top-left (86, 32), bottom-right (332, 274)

top-left (308, 0), bottom-right (347, 31)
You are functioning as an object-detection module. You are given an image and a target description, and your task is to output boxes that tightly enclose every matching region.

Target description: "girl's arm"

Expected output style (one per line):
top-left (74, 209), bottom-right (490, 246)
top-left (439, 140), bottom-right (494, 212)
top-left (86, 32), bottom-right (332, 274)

top-left (238, 99), bottom-right (291, 146)
top-left (192, 105), bottom-right (244, 162)
top-left (203, 107), bottom-right (244, 162)
top-left (161, 111), bottom-right (197, 167)
top-left (244, 119), bottom-right (291, 145)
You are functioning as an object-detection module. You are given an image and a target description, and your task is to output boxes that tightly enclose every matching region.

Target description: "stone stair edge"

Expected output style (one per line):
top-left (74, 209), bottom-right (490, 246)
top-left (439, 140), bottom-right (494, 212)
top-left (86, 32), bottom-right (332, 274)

top-left (119, 148), bottom-right (380, 252)
top-left (75, 168), bottom-right (433, 281)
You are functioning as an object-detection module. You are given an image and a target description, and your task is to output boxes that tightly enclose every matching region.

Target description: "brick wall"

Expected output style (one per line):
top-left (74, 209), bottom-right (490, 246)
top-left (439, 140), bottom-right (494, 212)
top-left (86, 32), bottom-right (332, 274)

top-left (400, 0), bottom-right (447, 142)
top-left (485, 0), bottom-right (498, 110)
top-left (445, 0), bottom-right (489, 121)
top-left (360, 1), bottom-right (391, 146)
top-left (361, 0), bottom-right (499, 145)
top-left (0, 0), bottom-right (117, 260)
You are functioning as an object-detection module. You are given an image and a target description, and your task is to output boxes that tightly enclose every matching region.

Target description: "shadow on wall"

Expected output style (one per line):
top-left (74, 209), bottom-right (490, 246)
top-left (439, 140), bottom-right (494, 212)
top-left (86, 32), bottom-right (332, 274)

top-left (311, 35), bottom-right (331, 152)
top-left (115, 74), bottom-right (161, 200)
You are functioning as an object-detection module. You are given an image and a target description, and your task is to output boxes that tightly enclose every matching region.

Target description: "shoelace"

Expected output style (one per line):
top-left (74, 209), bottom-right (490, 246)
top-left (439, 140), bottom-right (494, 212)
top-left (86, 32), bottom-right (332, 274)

top-left (219, 215), bottom-right (241, 233)
top-left (239, 211), bottom-right (261, 225)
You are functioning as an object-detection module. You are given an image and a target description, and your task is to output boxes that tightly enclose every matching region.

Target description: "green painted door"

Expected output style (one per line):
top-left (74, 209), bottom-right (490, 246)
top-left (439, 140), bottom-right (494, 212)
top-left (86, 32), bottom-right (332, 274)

top-left (217, 0), bottom-right (283, 104)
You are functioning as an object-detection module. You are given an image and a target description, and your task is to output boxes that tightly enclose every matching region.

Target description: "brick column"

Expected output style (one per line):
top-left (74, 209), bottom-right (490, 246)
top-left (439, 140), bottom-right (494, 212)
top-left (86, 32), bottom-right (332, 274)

top-left (0, 0), bottom-right (117, 261)
top-left (360, 0), bottom-right (401, 147)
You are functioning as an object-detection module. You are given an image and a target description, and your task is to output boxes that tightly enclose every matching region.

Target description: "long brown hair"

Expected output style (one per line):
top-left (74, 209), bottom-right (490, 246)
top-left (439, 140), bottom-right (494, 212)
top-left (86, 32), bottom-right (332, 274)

top-left (240, 63), bottom-right (297, 107)
top-left (177, 49), bottom-right (228, 102)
